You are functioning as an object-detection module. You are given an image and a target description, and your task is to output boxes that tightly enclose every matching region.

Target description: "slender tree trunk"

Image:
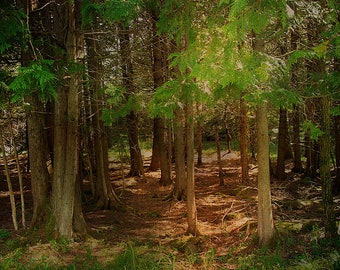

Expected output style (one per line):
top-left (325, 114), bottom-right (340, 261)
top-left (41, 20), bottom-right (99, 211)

top-left (240, 97), bottom-right (249, 182)
top-left (319, 96), bottom-right (337, 238)
top-left (215, 126), bottom-right (224, 186)
top-left (335, 113), bottom-right (340, 193)
top-left (186, 98), bottom-right (199, 236)
top-left (276, 107), bottom-right (288, 180)
top-left (8, 111), bottom-right (26, 228)
top-left (159, 121), bottom-right (172, 186)
top-left (292, 105), bottom-right (303, 173)
top-left (173, 108), bottom-right (187, 200)
top-left (0, 129), bottom-right (18, 230)
top-left (256, 103), bottom-right (274, 246)
top-left (149, 118), bottom-right (162, 171)
top-left (196, 106), bottom-right (203, 166)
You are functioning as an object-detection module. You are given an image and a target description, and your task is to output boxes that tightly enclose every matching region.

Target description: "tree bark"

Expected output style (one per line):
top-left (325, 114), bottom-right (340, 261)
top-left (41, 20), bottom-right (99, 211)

top-left (186, 97), bottom-right (199, 236)
top-left (256, 103), bottom-right (274, 246)
top-left (196, 108), bottom-right (203, 166)
top-left (149, 118), bottom-right (162, 171)
top-left (240, 97), bottom-right (249, 183)
top-left (319, 96), bottom-right (337, 238)
top-left (292, 105), bottom-right (303, 173)
top-left (276, 107), bottom-right (288, 180)
top-left (334, 113), bottom-right (340, 193)
top-left (215, 126), bottom-right (224, 186)
top-left (51, 0), bottom-right (85, 239)
top-left (173, 108), bottom-right (187, 200)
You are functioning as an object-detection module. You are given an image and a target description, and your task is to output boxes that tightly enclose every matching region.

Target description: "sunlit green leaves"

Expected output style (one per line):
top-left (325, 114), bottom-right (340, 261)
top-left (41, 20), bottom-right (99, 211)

top-left (302, 120), bottom-right (324, 141)
top-left (9, 60), bottom-right (56, 102)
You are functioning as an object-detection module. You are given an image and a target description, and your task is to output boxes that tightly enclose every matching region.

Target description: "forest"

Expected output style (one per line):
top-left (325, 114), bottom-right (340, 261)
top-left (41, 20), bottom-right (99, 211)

top-left (0, 0), bottom-right (340, 269)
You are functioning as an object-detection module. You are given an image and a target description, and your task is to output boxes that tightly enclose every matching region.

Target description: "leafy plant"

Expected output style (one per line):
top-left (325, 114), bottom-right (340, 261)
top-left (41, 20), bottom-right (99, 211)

top-left (10, 59), bottom-right (57, 102)
top-left (0, 229), bottom-right (10, 241)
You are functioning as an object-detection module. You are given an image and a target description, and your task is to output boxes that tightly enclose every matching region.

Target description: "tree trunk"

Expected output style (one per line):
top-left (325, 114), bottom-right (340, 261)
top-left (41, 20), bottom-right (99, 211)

top-left (292, 105), bottom-right (303, 173)
top-left (19, 0), bottom-right (51, 228)
top-left (215, 126), bottom-right (224, 186)
top-left (196, 110), bottom-right (203, 166)
top-left (240, 97), bottom-right (249, 182)
top-left (86, 25), bottom-right (123, 210)
top-left (256, 103), bottom-right (274, 246)
top-left (26, 94), bottom-right (50, 227)
top-left (8, 111), bottom-right (26, 228)
top-left (159, 121), bottom-right (172, 186)
top-left (173, 108), bottom-right (187, 200)
top-left (118, 23), bottom-right (144, 177)
top-left (319, 96), bottom-right (337, 238)
top-left (51, 0), bottom-right (85, 239)
top-left (186, 98), bottom-right (199, 236)
top-left (334, 113), bottom-right (340, 193)
top-left (149, 118), bottom-right (162, 171)
top-left (276, 107), bottom-right (288, 180)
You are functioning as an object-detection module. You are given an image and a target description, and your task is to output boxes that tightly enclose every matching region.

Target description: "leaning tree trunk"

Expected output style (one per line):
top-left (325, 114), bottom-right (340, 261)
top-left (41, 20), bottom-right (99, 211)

top-left (276, 107), bottom-right (288, 180)
top-left (0, 128), bottom-right (18, 230)
top-left (240, 97), bottom-right (249, 183)
top-left (256, 102), bottom-right (274, 246)
top-left (319, 96), bottom-right (337, 238)
top-left (8, 111), bottom-right (26, 228)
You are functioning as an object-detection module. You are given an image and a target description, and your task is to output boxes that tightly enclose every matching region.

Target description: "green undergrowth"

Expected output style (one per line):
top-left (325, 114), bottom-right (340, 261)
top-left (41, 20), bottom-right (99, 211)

top-left (1, 228), bottom-right (340, 269)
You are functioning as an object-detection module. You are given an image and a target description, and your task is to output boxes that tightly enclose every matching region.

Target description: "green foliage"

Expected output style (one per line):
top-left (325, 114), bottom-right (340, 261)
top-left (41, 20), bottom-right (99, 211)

top-left (302, 120), bottom-right (324, 141)
top-left (157, 0), bottom-right (196, 45)
top-left (0, 2), bottom-right (28, 54)
top-left (0, 229), bottom-right (10, 241)
top-left (110, 240), bottom-right (176, 269)
top-left (101, 84), bottom-right (143, 125)
top-left (147, 79), bottom-right (182, 119)
top-left (101, 0), bottom-right (143, 25)
top-left (10, 59), bottom-right (56, 102)
top-left (81, 0), bottom-right (102, 26)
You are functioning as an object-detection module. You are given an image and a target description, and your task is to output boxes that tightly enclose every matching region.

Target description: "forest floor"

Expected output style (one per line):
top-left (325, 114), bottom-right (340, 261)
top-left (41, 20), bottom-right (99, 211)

top-left (0, 150), bottom-right (340, 269)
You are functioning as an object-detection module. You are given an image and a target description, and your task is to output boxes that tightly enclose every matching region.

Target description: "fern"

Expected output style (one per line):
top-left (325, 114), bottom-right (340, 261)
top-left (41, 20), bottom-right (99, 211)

top-left (9, 60), bottom-right (56, 102)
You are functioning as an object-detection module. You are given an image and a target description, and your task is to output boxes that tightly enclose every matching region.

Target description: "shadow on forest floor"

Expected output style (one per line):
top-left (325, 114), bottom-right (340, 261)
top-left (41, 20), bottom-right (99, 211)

top-left (0, 150), bottom-right (340, 269)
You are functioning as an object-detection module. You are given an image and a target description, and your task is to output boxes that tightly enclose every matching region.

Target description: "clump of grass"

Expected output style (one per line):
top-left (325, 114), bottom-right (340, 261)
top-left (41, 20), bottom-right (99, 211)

top-left (109, 240), bottom-right (176, 270)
